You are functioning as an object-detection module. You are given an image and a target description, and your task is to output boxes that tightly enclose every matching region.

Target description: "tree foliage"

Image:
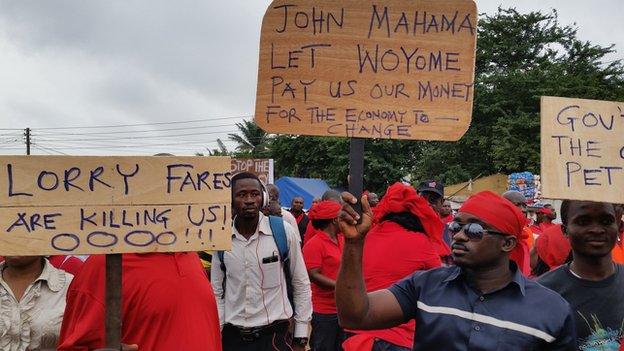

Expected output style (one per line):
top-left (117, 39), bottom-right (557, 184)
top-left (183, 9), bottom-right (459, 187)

top-left (228, 120), bottom-right (272, 158)
top-left (231, 8), bottom-right (624, 193)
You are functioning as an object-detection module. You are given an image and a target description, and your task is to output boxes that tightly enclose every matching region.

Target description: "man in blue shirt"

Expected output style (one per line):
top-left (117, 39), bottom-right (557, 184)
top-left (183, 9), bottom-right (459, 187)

top-left (335, 190), bottom-right (576, 350)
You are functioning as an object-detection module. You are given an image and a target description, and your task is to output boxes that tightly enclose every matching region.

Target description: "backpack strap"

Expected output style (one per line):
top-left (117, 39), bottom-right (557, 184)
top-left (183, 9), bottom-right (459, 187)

top-left (217, 250), bottom-right (226, 299)
top-left (268, 215), bottom-right (294, 308)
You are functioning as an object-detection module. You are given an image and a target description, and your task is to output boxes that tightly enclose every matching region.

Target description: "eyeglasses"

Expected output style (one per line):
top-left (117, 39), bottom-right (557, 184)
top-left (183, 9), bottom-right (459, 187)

top-left (448, 221), bottom-right (508, 241)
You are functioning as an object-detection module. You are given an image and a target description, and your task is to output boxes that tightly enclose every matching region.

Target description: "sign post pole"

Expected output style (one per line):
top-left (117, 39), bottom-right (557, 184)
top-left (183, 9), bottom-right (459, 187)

top-left (348, 138), bottom-right (365, 214)
top-left (105, 254), bottom-right (122, 348)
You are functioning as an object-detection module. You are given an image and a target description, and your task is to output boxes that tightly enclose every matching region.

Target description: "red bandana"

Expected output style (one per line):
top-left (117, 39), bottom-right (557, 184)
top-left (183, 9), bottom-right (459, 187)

top-left (308, 200), bottom-right (341, 220)
top-left (459, 191), bottom-right (529, 269)
top-left (373, 182), bottom-right (450, 256)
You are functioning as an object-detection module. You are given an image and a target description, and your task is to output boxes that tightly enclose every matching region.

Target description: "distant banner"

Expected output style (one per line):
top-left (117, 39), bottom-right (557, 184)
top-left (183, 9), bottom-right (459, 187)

top-left (231, 158), bottom-right (274, 184)
top-left (0, 156), bottom-right (232, 255)
top-left (255, 0), bottom-right (478, 141)
top-left (541, 96), bottom-right (624, 203)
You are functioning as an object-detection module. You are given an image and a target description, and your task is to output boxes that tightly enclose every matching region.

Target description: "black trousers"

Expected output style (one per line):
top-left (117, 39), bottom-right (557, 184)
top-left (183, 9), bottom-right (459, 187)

top-left (310, 312), bottom-right (344, 351)
top-left (222, 322), bottom-right (292, 351)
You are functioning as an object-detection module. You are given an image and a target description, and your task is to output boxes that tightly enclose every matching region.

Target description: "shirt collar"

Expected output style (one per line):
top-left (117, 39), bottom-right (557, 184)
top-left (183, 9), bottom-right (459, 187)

top-left (443, 262), bottom-right (526, 296)
top-left (0, 259), bottom-right (66, 292)
top-left (232, 213), bottom-right (273, 239)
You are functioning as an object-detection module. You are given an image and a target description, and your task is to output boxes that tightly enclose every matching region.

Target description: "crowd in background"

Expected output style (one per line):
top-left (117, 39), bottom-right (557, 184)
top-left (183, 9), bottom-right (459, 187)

top-left (1, 172), bottom-right (623, 351)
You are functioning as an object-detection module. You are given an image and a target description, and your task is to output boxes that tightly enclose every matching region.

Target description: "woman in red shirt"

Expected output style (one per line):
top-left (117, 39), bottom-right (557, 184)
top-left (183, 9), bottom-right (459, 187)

top-left (303, 201), bottom-right (345, 351)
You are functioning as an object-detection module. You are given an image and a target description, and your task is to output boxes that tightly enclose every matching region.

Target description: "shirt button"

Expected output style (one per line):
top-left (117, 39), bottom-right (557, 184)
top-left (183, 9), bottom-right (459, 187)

top-left (474, 325), bottom-right (481, 331)
top-left (479, 296), bottom-right (485, 301)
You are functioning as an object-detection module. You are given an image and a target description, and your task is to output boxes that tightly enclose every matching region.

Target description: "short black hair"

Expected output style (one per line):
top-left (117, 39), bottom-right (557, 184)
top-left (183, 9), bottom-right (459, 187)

top-left (311, 218), bottom-right (333, 230)
top-left (231, 172), bottom-right (263, 190)
top-left (560, 200), bottom-right (617, 226)
top-left (381, 211), bottom-right (425, 234)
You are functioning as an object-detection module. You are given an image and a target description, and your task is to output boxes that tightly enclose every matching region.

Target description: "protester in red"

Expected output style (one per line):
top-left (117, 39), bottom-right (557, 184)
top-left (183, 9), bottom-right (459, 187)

top-left (342, 182), bottom-right (443, 351)
top-left (305, 190), bottom-right (343, 246)
top-left (289, 196), bottom-right (310, 240)
top-left (57, 252), bottom-right (222, 351)
top-left (303, 200), bottom-right (345, 351)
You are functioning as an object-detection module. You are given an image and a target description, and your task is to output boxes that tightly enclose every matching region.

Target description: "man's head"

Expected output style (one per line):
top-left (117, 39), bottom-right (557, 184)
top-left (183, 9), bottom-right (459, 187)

top-left (322, 190), bottom-right (342, 203)
top-left (367, 192), bottom-right (379, 207)
top-left (543, 204), bottom-right (557, 220)
top-left (417, 180), bottom-right (444, 214)
top-left (440, 200), bottom-right (452, 217)
top-left (266, 184), bottom-right (279, 203)
top-left (561, 200), bottom-right (619, 259)
top-left (450, 191), bottom-right (525, 269)
top-left (502, 190), bottom-right (528, 215)
top-left (232, 172), bottom-right (265, 220)
top-left (291, 196), bottom-right (305, 213)
top-left (312, 197), bottom-right (322, 206)
top-left (309, 200), bottom-right (341, 234)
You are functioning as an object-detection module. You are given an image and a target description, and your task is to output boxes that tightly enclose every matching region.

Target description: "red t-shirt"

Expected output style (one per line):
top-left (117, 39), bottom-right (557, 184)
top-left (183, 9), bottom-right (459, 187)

top-left (48, 255), bottom-right (84, 276)
top-left (303, 232), bottom-right (344, 314)
top-left (57, 252), bottom-right (222, 351)
top-left (345, 221), bottom-right (442, 349)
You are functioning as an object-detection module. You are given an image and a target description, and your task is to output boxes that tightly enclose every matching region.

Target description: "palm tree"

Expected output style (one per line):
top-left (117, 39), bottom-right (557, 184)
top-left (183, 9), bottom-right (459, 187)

top-left (227, 120), bottom-right (271, 157)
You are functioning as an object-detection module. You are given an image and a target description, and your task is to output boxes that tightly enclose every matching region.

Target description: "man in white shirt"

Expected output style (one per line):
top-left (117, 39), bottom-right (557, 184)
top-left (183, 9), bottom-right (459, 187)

top-left (266, 184), bottom-right (301, 238)
top-left (212, 172), bottom-right (312, 351)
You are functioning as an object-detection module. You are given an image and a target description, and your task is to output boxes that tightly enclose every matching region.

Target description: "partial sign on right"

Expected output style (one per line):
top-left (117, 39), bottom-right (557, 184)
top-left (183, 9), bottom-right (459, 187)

top-left (541, 96), bottom-right (624, 203)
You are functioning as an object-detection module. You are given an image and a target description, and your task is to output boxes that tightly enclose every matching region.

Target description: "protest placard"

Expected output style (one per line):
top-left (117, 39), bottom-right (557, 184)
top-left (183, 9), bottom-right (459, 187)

top-left (231, 158), bottom-right (274, 184)
top-left (0, 155), bottom-right (232, 255)
top-left (541, 96), bottom-right (624, 203)
top-left (255, 0), bottom-right (477, 141)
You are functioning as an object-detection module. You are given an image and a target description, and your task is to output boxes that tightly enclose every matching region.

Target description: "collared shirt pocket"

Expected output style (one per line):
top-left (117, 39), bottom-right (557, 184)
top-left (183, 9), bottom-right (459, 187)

top-left (261, 261), bottom-right (282, 289)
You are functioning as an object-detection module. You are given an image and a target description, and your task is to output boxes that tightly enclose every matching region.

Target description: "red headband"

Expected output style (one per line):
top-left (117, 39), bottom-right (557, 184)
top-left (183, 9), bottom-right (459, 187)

top-left (374, 182), bottom-right (450, 256)
top-left (460, 191), bottom-right (529, 270)
top-left (308, 200), bottom-right (341, 220)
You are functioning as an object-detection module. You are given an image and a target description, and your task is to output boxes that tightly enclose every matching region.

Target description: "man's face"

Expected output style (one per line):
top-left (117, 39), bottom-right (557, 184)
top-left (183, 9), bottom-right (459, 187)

top-left (564, 201), bottom-right (618, 258)
top-left (544, 204), bottom-right (557, 220)
top-left (291, 197), bottom-right (304, 212)
top-left (420, 191), bottom-right (443, 214)
top-left (440, 201), bottom-right (452, 217)
top-left (233, 178), bottom-right (263, 219)
top-left (450, 212), bottom-right (513, 268)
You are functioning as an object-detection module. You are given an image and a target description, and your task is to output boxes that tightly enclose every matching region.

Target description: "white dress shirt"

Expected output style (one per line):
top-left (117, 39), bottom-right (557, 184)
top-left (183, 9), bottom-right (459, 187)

top-left (281, 209), bottom-right (301, 237)
top-left (0, 259), bottom-right (73, 351)
top-left (212, 213), bottom-right (312, 338)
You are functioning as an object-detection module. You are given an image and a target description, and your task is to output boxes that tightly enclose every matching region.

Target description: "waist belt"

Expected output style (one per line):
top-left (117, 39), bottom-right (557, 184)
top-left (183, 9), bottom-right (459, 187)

top-left (226, 320), bottom-right (290, 342)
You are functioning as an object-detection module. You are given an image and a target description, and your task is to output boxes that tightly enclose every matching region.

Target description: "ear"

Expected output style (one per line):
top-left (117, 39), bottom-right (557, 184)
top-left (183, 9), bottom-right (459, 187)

top-left (501, 236), bottom-right (517, 253)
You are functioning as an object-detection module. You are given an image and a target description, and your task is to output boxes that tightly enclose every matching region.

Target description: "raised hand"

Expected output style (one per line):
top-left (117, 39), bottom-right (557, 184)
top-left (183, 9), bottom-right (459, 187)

top-left (338, 192), bottom-right (373, 241)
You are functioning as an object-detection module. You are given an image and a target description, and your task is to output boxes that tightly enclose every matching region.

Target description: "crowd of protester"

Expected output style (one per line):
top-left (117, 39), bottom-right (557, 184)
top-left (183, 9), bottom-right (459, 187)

top-left (1, 171), bottom-right (623, 351)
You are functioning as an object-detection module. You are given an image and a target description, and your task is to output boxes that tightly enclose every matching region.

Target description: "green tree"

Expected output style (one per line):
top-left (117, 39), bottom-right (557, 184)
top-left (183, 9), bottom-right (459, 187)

top-left (411, 8), bottom-right (624, 183)
top-left (228, 120), bottom-right (272, 157)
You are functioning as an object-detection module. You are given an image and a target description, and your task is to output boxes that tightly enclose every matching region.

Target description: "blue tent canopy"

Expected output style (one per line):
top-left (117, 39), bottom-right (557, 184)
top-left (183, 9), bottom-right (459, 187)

top-left (275, 177), bottom-right (331, 209)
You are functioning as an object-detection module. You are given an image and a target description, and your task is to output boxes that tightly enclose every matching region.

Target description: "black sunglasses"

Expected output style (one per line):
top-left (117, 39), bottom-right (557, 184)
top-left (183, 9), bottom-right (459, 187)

top-left (448, 221), bottom-right (508, 241)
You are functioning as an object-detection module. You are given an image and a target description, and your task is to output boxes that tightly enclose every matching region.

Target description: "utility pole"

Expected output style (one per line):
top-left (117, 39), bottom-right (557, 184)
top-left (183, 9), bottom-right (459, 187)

top-left (25, 128), bottom-right (31, 155)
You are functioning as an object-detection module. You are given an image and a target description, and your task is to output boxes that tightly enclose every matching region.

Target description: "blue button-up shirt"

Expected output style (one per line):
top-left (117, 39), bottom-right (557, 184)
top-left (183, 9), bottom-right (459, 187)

top-left (388, 264), bottom-right (576, 350)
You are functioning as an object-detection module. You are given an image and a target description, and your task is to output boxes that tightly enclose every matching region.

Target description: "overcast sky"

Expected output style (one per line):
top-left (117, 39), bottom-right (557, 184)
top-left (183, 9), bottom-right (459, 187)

top-left (0, 0), bottom-right (622, 156)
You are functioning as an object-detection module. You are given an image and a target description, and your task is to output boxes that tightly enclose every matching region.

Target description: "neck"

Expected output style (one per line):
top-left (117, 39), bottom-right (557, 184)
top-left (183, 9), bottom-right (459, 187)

top-left (462, 260), bottom-right (513, 294)
top-left (291, 209), bottom-right (302, 215)
top-left (3, 258), bottom-right (44, 282)
top-left (570, 253), bottom-right (615, 281)
top-left (234, 214), bottom-right (259, 239)
top-left (324, 229), bottom-right (337, 241)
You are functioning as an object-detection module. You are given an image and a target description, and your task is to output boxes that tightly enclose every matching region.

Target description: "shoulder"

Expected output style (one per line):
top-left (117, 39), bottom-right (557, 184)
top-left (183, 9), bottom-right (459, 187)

top-left (398, 266), bottom-right (457, 287)
top-left (536, 265), bottom-right (568, 288)
top-left (524, 275), bottom-right (572, 311)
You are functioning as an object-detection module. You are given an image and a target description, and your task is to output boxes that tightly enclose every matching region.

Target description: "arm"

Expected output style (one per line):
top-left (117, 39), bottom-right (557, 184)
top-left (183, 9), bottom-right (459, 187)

top-left (210, 253), bottom-right (225, 329)
top-left (286, 222), bottom-right (313, 338)
top-left (307, 267), bottom-right (335, 289)
top-left (335, 193), bottom-right (405, 330)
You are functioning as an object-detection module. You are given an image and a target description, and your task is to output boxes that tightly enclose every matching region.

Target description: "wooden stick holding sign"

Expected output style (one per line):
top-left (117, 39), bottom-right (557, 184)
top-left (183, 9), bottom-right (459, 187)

top-left (0, 155), bottom-right (233, 349)
top-left (254, 0), bottom-right (477, 202)
top-left (541, 96), bottom-right (624, 203)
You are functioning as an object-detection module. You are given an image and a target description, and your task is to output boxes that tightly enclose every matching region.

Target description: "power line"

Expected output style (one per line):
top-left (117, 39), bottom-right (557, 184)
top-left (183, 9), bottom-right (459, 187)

top-left (34, 115), bottom-right (252, 130)
top-left (32, 121), bottom-right (248, 136)
top-left (33, 144), bottom-right (69, 155)
top-left (33, 129), bottom-right (239, 142)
